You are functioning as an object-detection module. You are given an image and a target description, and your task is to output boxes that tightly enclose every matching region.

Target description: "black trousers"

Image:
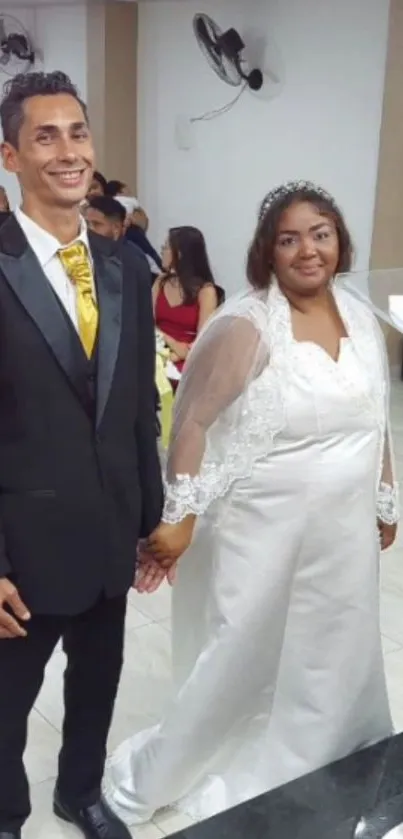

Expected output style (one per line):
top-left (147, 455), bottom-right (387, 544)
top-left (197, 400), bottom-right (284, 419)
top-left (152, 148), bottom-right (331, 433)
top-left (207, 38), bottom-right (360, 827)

top-left (0, 593), bottom-right (127, 832)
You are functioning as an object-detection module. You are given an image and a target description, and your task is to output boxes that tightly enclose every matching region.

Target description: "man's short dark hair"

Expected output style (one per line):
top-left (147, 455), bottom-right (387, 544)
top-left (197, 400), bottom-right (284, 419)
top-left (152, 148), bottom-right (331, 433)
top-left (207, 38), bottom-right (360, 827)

top-left (92, 171), bottom-right (107, 193)
top-left (0, 71), bottom-right (88, 148)
top-left (87, 196), bottom-right (126, 224)
top-left (105, 180), bottom-right (126, 198)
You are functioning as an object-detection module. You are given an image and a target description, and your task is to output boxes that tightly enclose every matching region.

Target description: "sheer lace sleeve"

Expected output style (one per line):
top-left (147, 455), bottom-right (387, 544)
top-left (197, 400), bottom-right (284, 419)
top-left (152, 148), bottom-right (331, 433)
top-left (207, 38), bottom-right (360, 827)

top-left (376, 319), bottom-right (399, 525)
top-left (162, 298), bottom-right (271, 523)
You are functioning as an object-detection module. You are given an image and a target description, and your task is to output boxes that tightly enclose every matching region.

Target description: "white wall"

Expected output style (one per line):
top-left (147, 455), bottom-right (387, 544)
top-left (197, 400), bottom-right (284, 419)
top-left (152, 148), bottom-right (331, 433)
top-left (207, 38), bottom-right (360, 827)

top-left (137, 0), bottom-right (390, 293)
top-left (0, 3), bottom-right (87, 208)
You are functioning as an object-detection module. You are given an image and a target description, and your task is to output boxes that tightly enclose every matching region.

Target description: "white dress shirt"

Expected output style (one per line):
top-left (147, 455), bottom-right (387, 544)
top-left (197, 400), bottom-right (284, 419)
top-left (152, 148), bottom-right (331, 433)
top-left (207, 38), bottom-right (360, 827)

top-left (15, 207), bottom-right (95, 332)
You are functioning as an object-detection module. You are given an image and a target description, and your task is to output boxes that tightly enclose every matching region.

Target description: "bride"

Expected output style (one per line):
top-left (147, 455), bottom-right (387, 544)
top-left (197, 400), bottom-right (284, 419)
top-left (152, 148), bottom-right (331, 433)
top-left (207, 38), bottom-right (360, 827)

top-left (105, 181), bottom-right (398, 825)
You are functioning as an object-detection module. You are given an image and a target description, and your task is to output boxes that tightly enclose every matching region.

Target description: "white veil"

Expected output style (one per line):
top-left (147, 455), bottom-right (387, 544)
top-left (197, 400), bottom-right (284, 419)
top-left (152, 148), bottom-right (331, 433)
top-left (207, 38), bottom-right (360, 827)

top-left (339, 267), bottom-right (403, 334)
top-left (339, 269), bottom-right (401, 523)
top-left (163, 290), bottom-right (274, 524)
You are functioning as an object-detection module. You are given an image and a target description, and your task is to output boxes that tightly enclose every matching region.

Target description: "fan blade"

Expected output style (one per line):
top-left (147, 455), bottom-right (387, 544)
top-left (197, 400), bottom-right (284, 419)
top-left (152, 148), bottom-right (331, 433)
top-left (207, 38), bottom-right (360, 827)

top-left (195, 14), bottom-right (223, 56)
top-left (193, 12), bottom-right (242, 88)
top-left (195, 15), bottom-right (226, 76)
top-left (196, 18), bottom-right (218, 52)
top-left (204, 15), bottom-right (223, 44)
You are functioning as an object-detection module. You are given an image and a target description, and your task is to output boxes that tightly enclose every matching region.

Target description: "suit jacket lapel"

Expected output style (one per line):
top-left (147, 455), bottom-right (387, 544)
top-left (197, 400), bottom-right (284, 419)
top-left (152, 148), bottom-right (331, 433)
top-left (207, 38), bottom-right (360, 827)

top-left (90, 236), bottom-right (123, 428)
top-left (0, 216), bottom-right (124, 425)
top-left (0, 215), bottom-right (89, 405)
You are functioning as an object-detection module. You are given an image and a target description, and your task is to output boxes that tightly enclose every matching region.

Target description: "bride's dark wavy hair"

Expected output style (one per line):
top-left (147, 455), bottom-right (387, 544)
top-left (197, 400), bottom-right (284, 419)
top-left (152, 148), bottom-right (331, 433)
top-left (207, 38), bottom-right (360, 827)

top-left (246, 183), bottom-right (354, 290)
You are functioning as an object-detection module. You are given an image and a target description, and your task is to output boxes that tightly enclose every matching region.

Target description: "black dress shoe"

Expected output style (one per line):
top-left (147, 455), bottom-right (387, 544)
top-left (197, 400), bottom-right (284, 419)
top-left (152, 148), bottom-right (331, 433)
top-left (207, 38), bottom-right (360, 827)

top-left (53, 793), bottom-right (131, 839)
top-left (0, 833), bottom-right (21, 838)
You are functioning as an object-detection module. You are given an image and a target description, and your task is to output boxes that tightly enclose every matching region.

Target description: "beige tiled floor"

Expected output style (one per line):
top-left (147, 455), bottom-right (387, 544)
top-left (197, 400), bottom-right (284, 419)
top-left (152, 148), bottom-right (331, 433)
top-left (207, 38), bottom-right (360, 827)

top-left (24, 381), bottom-right (403, 836)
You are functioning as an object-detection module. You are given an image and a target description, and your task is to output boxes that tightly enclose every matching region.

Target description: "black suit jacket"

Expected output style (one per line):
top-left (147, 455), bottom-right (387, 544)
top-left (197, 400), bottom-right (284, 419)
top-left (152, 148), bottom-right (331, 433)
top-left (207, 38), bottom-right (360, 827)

top-left (0, 213), bottom-right (163, 615)
top-left (125, 225), bottom-right (163, 271)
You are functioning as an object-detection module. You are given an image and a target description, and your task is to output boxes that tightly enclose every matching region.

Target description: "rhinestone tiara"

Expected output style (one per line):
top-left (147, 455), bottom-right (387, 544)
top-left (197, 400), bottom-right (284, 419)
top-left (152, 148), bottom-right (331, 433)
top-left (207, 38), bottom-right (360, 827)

top-left (258, 180), bottom-right (336, 221)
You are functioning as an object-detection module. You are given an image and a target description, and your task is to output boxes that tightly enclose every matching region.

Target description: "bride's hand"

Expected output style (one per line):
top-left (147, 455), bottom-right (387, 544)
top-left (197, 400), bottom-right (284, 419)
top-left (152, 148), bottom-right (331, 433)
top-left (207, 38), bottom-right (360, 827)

top-left (147, 517), bottom-right (195, 566)
top-left (378, 519), bottom-right (397, 551)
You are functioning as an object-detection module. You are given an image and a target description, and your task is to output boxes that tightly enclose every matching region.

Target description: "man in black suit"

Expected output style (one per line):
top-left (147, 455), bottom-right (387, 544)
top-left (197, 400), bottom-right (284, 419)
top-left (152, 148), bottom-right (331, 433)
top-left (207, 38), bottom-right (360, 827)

top-left (0, 71), bottom-right (163, 839)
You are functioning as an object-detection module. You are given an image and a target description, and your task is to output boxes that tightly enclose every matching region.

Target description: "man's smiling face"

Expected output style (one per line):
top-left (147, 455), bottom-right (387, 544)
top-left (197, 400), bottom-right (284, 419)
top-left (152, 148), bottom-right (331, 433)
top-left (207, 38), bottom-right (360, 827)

top-left (1, 92), bottom-right (94, 209)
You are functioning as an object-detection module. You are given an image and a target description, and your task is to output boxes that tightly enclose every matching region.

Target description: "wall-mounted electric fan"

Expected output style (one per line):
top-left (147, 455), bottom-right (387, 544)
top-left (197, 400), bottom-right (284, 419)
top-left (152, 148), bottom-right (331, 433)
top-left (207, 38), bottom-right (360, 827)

top-left (0, 15), bottom-right (36, 77)
top-left (193, 13), bottom-right (264, 92)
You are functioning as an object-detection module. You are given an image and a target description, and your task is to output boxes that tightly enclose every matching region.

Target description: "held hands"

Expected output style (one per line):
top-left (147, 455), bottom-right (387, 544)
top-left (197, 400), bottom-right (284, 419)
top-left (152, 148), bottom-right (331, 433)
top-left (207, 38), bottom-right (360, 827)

top-left (134, 549), bottom-right (177, 594)
top-left (0, 578), bottom-right (30, 639)
top-left (133, 517), bottom-right (195, 594)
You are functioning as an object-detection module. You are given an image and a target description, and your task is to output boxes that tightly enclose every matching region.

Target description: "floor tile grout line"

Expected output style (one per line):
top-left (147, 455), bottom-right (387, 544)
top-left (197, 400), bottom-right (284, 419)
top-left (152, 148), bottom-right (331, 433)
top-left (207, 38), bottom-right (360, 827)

top-left (131, 609), bottom-right (171, 624)
top-left (32, 705), bottom-right (62, 736)
top-left (152, 826), bottom-right (167, 837)
top-left (125, 619), bottom-right (172, 633)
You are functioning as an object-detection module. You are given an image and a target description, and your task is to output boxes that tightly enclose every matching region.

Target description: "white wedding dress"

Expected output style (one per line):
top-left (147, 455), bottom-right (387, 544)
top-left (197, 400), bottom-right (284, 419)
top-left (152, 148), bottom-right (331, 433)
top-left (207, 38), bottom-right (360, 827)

top-left (105, 280), bottom-right (396, 825)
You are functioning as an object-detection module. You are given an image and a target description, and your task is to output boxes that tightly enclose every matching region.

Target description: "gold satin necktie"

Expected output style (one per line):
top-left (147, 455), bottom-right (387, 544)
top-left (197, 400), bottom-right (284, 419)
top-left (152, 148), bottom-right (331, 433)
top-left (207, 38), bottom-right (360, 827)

top-left (58, 242), bottom-right (98, 358)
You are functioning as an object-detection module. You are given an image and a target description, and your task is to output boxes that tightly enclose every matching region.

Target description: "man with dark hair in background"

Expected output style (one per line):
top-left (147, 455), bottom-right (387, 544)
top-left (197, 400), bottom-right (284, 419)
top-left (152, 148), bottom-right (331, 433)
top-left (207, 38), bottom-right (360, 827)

top-left (86, 195), bottom-right (127, 241)
top-left (85, 196), bottom-right (151, 268)
top-left (0, 71), bottom-right (162, 839)
top-left (85, 195), bottom-right (161, 436)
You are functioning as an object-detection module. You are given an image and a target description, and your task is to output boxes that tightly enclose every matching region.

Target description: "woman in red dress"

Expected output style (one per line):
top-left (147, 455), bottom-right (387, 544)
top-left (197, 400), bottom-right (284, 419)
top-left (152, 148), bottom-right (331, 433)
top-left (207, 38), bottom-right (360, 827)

top-left (153, 226), bottom-right (220, 384)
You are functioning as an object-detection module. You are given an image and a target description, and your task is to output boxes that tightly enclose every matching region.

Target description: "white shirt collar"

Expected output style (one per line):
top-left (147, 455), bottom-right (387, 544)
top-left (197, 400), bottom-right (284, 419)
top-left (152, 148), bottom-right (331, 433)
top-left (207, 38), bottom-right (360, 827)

top-left (14, 207), bottom-right (90, 269)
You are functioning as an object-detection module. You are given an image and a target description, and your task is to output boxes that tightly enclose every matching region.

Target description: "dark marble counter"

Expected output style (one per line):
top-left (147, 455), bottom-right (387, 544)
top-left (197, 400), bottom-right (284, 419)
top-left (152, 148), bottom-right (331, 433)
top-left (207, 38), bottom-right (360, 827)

top-left (170, 734), bottom-right (403, 838)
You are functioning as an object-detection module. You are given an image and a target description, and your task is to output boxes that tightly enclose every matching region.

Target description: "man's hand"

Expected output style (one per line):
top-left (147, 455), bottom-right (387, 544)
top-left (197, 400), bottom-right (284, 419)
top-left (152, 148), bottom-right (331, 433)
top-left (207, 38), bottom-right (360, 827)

top-left (0, 578), bottom-right (30, 639)
top-left (134, 545), bottom-right (167, 594)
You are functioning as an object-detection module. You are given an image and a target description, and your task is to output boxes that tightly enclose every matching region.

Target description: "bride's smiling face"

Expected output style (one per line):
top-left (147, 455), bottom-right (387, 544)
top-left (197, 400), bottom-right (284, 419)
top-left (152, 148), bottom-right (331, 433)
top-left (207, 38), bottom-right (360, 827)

top-left (273, 201), bottom-right (340, 294)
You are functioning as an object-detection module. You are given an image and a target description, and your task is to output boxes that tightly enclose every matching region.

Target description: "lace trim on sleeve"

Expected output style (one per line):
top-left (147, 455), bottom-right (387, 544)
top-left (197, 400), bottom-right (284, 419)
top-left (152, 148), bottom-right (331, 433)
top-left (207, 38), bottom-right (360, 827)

top-left (377, 481), bottom-right (400, 525)
top-left (162, 367), bottom-right (285, 524)
top-left (163, 468), bottom-right (230, 523)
